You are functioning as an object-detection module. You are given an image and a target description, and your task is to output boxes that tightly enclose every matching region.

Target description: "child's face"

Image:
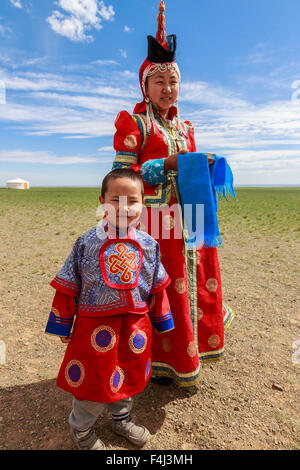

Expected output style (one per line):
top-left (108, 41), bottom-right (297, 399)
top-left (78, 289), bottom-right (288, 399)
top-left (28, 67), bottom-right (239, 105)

top-left (99, 177), bottom-right (144, 230)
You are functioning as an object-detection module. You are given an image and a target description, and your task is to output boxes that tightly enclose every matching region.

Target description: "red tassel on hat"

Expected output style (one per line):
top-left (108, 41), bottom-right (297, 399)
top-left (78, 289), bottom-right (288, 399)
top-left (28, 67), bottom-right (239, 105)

top-left (156, 1), bottom-right (169, 49)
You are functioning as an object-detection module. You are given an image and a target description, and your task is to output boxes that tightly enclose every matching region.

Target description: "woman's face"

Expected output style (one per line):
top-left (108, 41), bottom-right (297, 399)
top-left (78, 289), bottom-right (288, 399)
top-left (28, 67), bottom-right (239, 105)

top-left (146, 69), bottom-right (180, 114)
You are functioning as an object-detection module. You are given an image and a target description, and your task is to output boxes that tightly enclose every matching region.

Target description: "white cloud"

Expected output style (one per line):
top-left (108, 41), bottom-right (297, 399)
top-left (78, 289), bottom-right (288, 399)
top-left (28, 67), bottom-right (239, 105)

top-left (180, 81), bottom-right (248, 109)
top-left (0, 149), bottom-right (98, 164)
top-left (0, 69), bottom-right (88, 92)
top-left (0, 79), bottom-right (5, 104)
top-left (92, 59), bottom-right (119, 66)
top-left (0, 96), bottom-right (118, 138)
top-left (0, 53), bottom-right (48, 69)
top-left (1, 54), bottom-right (300, 184)
top-left (9, 0), bottom-right (22, 8)
top-left (29, 91), bottom-right (134, 114)
top-left (122, 70), bottom-right (137, 80)
top-left (124, 25), bottom-right (133, 33)
top-left (98, 1), bottom-right (115, 21)
top-left (0, 65), bottom-right (140, 139)
top-left (46, 0), bottom-right (115, 42)
top-left (47, 10), bottom-right (92, 42)
top-left (178, 79), bottom-right (300, 183)
top-left (0, 24), bottom-right (12, 37)
top-left (97, 145), bottom-right (114, 152)
top-left (245, 43), bottom-right (273, 66)
top-left (0, 67), bottom-right (139, 98)
top-left (24, 117), bottom-right (116, 138)
top-left (119, 49), bottom-right (127, 59)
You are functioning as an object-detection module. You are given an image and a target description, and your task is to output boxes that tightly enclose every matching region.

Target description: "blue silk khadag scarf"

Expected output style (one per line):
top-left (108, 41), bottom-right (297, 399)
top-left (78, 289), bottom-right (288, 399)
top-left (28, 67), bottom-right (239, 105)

top-left (177, 153), bottom-right (235, 248)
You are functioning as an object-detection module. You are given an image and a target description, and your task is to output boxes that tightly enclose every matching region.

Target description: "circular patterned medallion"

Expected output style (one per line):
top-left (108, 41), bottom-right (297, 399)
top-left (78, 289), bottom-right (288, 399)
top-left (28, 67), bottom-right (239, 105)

top-left (174, 278), bottom-right (186, 294)
top-left (129, 330), bottom-right (147, 354)
top-left (198, 308), bottom-right (204, 321)
top-left (110, 366), bottom-right (124, 393)
top-left (65, 360), bottom-right (85, 388)
top-left (91, 325), bottom-right (116, 353)
top-left (187, 341), bottom-right (197, 357)
top-left (145, 358), bottom-right (151, 381)
top-left (124, 134), bottom-right (137, 149)
top-left (206, 278), bottom-right (218, 292)
top-left (208, 334), bottom-right (220, 349)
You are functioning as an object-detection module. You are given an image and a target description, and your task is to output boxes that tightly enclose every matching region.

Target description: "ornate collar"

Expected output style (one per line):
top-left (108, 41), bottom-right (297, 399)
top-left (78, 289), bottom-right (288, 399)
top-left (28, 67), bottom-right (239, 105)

top-left (96, 219), bottom-right (136, 242)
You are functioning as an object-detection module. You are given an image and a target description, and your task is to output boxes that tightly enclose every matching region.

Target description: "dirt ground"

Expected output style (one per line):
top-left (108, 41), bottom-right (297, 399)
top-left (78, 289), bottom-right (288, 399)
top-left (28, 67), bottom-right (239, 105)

top-left (0, 193), bottom-right (299, 451)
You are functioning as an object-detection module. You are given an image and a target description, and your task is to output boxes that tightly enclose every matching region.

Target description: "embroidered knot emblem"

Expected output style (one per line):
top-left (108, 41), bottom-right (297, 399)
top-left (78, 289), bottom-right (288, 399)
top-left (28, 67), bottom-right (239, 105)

top-left (107, 243), bottom-right (138, 283)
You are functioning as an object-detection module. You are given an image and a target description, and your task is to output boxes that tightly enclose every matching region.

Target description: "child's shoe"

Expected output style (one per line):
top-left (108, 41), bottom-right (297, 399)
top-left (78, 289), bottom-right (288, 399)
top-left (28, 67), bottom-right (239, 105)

top-left (70, 427), bottom-right (106, 450)
top-left (112, 416), bottom-right (150, 447)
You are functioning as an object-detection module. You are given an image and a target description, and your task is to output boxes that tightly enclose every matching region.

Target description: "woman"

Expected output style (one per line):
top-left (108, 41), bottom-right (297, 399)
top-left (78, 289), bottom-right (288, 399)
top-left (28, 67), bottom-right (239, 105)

top-left (112, 1), bottom-right (234, 386)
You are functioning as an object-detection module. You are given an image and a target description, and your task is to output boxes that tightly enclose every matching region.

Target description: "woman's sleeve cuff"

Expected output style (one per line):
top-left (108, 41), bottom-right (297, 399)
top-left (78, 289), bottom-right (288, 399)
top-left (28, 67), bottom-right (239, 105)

top-left (140, 158), bottom-right (166, 185)
top-left (149, 311), bottom-right (174, 333)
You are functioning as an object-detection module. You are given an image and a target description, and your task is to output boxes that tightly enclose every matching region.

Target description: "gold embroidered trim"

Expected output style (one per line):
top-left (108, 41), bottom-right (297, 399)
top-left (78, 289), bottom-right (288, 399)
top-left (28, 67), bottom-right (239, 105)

top-left (152, 361), bottom-right (203, 386)
top-left (132, 114), bottom-right (147, 151)
top-left (114, 152), bottom-right (138, 165)
top-left (199, 347), bottom-right (225, 362)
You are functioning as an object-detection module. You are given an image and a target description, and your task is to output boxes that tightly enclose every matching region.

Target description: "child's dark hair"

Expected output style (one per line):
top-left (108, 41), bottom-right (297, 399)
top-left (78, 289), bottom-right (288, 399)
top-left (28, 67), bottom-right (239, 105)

top-left (101, 168), bottom-right (144, 198)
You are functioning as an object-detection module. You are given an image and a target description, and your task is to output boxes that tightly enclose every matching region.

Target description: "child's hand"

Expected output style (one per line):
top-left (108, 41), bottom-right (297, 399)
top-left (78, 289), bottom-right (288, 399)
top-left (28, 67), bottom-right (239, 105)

top-left (60, 334), bottom-right (73, 344)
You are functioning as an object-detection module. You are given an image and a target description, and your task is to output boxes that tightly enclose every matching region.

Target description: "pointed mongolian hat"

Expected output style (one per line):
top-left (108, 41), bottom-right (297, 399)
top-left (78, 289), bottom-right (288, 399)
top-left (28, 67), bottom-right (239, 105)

top-left (147, 0), bottom-right (176, 63)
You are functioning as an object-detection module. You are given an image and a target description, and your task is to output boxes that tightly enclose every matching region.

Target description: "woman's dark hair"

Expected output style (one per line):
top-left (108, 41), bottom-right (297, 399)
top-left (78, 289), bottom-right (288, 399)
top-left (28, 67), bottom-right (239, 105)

top-left (101, 168), bottom-right (144, 198)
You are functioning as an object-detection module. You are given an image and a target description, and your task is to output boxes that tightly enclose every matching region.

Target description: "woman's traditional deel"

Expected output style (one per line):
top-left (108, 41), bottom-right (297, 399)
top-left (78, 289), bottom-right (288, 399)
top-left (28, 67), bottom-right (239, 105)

top-left (112, 1), bottom-right (235, 386)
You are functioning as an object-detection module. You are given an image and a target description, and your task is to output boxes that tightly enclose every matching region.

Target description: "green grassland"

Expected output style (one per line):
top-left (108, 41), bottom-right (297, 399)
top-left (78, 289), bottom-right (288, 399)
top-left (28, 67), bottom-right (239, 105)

top-left (1, 186), bottom-right (299, 238)
top-left (217, 187), bottom-right (300, 239)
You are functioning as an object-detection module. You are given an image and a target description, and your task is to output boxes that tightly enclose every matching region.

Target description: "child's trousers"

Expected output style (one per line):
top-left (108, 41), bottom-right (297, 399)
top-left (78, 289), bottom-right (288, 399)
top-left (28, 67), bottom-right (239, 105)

top-left (69, 396), bottom-right (133, 431)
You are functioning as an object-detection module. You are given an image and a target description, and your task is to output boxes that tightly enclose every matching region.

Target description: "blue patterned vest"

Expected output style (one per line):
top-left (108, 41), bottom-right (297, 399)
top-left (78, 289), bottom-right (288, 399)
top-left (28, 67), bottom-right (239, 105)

top-left (50, 222), bottom-right (169, 317)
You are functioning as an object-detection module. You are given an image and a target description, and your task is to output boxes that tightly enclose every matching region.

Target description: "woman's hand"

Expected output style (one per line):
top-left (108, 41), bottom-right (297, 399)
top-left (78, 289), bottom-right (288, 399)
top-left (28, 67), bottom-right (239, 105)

top-left (164, 151), bottom-right (215, 172)
top-left (164, 150), bottom-right (186, 172)
top-left (207, 154), bottom-right (215, 165)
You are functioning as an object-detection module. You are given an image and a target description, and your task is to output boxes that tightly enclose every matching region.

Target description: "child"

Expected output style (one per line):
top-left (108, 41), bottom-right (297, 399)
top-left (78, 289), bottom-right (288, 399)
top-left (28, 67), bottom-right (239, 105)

top-left (45, 168), bottom-right (174, 450)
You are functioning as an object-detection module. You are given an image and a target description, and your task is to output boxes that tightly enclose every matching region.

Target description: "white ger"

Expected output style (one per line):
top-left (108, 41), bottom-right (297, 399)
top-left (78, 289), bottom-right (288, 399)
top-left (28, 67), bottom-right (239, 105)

top-left (6, 177), bottom-right (30, 190)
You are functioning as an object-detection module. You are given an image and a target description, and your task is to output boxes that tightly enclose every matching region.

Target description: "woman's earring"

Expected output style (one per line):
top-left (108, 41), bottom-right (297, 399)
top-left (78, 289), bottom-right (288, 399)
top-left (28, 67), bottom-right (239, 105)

top-left (145, 96), bottom-right (150, 104)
